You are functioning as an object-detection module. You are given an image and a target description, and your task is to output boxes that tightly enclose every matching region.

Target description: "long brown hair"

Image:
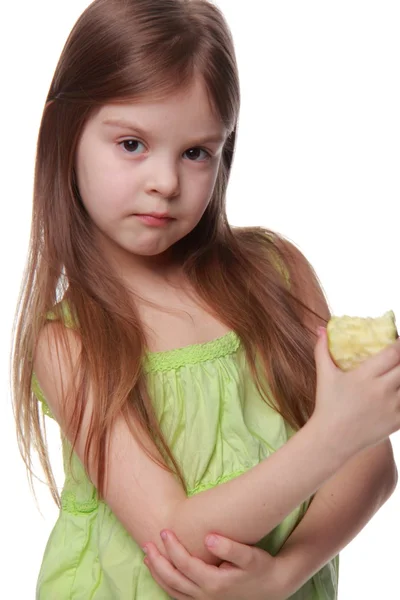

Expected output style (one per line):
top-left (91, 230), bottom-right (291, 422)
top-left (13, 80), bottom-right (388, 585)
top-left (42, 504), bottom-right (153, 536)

top-left (11, 0), bottom-right (329, 506)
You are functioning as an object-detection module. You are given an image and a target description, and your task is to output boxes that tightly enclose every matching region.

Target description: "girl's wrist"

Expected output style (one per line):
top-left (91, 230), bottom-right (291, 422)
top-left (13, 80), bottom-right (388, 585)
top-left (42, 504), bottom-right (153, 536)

top-left (305, 414), bottom-right (356, 470)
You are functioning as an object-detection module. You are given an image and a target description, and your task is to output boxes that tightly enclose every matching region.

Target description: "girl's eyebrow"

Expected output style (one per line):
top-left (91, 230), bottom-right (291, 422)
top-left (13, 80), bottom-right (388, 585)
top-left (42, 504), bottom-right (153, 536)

top-left (101, 117), bottom-right (226, 145)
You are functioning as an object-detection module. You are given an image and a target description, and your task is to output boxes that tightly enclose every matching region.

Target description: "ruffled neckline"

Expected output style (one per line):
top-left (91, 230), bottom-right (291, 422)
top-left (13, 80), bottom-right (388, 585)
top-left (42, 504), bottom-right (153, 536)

top-left (144, 330), bottom-right (241, 373)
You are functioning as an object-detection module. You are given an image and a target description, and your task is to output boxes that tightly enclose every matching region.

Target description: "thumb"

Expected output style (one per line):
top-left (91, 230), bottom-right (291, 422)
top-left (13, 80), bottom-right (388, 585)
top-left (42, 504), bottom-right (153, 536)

top-left (205, 535), bottom-right (254, 569)
top-left (314, 326), bottom-right (337, 377)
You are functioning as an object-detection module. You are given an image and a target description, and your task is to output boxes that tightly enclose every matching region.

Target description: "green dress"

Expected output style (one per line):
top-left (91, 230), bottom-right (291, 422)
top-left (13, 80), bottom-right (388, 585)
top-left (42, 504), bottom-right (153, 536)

top-left (32, 304), bottom-right (339, 599)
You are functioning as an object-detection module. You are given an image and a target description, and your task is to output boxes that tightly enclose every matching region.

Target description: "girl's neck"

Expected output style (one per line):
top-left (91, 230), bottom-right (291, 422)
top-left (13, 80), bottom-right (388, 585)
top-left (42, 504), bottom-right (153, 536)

top-left (96, 230), bottom-right (186, 291)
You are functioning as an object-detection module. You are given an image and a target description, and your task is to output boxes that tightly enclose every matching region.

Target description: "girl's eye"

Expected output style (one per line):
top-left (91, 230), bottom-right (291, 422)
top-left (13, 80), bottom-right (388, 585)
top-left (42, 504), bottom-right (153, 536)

top-left (119, 139), bottom-right (145, 154)
top-left (119, 140), bottom-right (211, 162)
top-left (184, 147), bottom-right (211, 162)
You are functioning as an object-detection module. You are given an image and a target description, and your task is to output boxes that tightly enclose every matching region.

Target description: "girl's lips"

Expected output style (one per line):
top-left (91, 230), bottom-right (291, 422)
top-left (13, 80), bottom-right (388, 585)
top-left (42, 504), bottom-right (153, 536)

top-left (134, 214), bottom-right (173, 227)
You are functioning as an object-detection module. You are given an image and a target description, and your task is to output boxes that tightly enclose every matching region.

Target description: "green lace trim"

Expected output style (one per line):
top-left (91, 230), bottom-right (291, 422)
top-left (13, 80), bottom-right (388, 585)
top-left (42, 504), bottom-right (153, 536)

top-left (61, 489), bottom-right (99, 514)
top-left (187, 468), bottom-right (248, 497)
top-left (59, 468), bottom-right (249, 514)
top-left (144, 330), bottom-right (241, 374)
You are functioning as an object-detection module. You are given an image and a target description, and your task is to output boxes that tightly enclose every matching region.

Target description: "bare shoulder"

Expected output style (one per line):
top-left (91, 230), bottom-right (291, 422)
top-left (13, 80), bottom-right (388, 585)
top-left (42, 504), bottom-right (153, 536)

top-left (33, 321), bottom-right (83, 427)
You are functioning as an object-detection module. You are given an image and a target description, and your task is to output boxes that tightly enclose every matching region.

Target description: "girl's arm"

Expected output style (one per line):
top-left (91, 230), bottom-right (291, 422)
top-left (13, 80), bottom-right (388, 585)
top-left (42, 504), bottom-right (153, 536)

top-left (35, 319), bottom-right (400, 566)
top-left (274, 242), bottom-right (397, 585)
top-left (278, 439), bottom-right (397, 591)
top-left (34, 323), bottom-right (353, 566)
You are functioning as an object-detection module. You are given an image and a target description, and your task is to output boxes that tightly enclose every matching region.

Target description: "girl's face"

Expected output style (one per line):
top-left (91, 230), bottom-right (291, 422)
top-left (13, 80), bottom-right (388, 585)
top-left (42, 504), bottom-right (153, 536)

top-left (74, 77), bottom-right (227, 266)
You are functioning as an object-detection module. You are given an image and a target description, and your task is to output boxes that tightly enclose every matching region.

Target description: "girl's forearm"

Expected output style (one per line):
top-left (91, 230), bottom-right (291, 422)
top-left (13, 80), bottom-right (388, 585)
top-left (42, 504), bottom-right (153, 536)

top-left (276, 440), bottom-right (397, 590)
top-left (168, 417), bottom-right (354, 562)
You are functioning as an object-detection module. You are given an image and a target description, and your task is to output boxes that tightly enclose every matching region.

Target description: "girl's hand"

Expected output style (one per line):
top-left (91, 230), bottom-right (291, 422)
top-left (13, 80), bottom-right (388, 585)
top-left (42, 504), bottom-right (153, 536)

top-left (143, 530), bottom-right (295, 600)
top-left (313, 328), bottom-right (400, 457)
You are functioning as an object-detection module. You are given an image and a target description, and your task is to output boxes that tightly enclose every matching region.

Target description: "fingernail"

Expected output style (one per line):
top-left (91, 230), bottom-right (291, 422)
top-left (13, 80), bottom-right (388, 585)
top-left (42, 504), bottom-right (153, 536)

top-left (160, 530), bottom-right (168, 541)
top-left (205, 534), bottom-right (218, 547)
top-left (142, 545), bottom-right (148, 554)
top-left (317, 326), bottom-right (325, 337)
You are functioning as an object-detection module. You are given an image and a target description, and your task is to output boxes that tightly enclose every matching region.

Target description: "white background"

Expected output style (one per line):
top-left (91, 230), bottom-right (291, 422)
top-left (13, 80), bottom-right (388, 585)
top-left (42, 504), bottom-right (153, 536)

top-left (1, 1), bottom-right (399, 598)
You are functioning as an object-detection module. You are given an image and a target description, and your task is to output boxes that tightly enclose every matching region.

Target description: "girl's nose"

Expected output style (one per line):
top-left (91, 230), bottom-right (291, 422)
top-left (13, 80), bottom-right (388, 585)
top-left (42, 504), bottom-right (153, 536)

top-left (144, 158), bottom-right (180, 199)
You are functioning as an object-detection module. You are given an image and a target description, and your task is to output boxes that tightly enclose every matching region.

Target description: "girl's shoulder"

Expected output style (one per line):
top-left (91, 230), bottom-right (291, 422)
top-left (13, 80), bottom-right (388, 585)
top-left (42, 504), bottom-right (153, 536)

top-left (232, 226), bottom-right (329, 321)
top-left (232, 226), bottom-right (291, 286)
top-left (33, 296), bottom-right (79, 419)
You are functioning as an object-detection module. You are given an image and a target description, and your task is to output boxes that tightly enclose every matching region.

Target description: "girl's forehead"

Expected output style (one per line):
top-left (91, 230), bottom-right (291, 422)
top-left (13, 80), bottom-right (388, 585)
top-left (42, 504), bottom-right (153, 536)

top-left (92, 77), bottom-right (221, 122)
top-left (91, 90), bottom-right (226, 137)
top-left (100, 87), bottom-right (215, 119)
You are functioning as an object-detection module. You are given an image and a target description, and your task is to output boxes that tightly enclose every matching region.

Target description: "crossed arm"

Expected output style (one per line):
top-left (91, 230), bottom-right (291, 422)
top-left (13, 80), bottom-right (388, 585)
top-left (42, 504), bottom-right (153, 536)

top-left (144, 437), bottom-right (397, 600)
top-left (277, 438), bottom-right (397, 589)
top-left (274, 240), bottom-right (397, 582)
top-left (142, 434), bottom-right (397, 599)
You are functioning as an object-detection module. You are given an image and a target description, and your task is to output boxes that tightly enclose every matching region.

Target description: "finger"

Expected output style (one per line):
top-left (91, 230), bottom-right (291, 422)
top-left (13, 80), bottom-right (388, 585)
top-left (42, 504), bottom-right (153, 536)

top-left (144, 543), bottom-right (198, 597)
top-left (161, 531), bottom-right (219, 586)
top-left (205, 534), bottom-right (255, 570)
top-left (314, 327), bottom-right (339, 378)
top-left (360, 338), bottom-right (400, 377)
top-left (381, 363), bottom-right (400, 391)
top-left (144, 558), bottom-right (192, 600)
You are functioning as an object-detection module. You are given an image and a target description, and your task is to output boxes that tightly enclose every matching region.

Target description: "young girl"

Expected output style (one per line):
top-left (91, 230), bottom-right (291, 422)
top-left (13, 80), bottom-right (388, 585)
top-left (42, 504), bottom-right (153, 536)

top-left (12, 0), bottom-right (400, 598)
